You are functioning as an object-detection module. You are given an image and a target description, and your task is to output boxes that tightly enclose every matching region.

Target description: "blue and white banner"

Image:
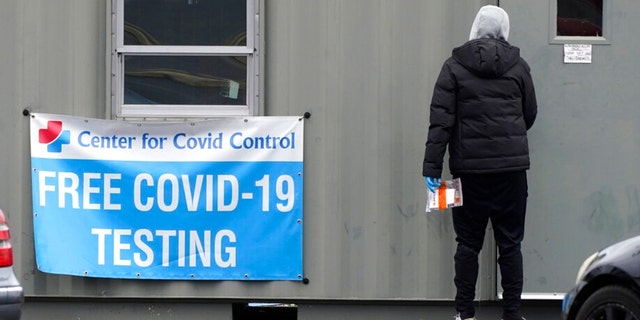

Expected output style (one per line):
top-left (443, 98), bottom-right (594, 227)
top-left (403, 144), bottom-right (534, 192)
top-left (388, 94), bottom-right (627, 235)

top-left (30, 113), bottom-right (304, 280)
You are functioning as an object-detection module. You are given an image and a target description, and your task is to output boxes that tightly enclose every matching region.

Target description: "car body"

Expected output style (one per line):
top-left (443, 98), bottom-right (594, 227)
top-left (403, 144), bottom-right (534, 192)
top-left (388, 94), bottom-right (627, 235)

top-left (562, 235), bottom-right (640, 320)
top-left (0, 209), bottom-right (23, 319)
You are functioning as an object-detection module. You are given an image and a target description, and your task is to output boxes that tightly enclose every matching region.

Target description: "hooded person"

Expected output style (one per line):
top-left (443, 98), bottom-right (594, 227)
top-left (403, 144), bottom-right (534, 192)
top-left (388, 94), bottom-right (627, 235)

top-left (423, 5), bottom-right (537, 320)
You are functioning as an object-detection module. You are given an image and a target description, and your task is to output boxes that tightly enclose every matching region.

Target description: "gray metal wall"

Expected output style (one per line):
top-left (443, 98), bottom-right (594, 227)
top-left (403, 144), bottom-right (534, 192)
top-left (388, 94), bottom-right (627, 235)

top-left (503, 0), bottom-right (640, 296)
top-left (263, 0), bottom-right (497, 300)
top-left (2, 0), bottom-right (108, 298)
top-left (1, 0), bottom-right (513, 303)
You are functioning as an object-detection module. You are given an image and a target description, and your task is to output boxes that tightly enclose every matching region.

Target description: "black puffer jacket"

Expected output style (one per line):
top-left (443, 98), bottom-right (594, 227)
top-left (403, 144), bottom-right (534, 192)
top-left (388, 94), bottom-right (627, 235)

top-left (422, 38), bottom-right (537, 177)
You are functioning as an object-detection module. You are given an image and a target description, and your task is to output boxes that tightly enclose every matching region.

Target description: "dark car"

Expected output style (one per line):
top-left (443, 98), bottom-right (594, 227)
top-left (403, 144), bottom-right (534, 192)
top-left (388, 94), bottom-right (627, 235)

top-left (0, 209), bottom-right (23, 319)
top-left (562, 235), bottom-right (640, 320)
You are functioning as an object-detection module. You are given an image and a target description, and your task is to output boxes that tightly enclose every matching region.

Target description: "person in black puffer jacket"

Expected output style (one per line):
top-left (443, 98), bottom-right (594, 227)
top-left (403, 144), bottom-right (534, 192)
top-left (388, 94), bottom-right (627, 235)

top-left (422, 5), bottom-right (537, 320)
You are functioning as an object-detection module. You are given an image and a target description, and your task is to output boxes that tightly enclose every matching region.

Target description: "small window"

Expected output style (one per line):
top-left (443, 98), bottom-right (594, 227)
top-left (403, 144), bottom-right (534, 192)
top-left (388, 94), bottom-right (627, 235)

top-left (112, 0), bottom-right (260, 119)
top-left (557, 0), bottom-right (603, 36)
top-left (551, 0), bottom-right (609, 44)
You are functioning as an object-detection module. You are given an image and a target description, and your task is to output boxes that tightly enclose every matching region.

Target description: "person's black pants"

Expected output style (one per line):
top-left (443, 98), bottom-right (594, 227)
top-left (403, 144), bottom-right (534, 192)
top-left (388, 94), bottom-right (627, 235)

top-left (451, 171), bottom-right (527, 320)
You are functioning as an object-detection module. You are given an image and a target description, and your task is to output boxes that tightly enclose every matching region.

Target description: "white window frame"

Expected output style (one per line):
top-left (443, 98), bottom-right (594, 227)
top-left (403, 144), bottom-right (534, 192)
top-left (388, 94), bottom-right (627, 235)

top-left (549, 0), bottom-right (611, 45)
top-left (111, 0), bottom-right (260, 119)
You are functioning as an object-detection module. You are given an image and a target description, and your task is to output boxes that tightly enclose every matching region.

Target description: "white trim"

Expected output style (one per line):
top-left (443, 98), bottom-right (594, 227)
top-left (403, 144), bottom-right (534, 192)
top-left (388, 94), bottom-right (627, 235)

top-left (498, 292), bottom-right (566, 300)
top-left (117, 46), bottom-right (253, 55)
top-left (121, 105), bottom-right (251, 118)
top-left (115, 0), bottom-right (124, 48)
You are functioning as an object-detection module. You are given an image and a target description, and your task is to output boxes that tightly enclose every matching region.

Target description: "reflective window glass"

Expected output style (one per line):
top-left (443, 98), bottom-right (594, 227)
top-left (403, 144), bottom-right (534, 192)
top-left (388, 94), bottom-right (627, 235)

top-left (124, 56), bottom-right (247, 105)
top-left (557, 0), bottom-right (603, 36)
top-left (124, 0), bottom-right (247, 46)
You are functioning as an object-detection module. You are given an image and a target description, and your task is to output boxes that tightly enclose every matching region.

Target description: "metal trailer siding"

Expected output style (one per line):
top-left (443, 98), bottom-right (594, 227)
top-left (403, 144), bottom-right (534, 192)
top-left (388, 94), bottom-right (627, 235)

top-left (502, 0), bottom-right (640, 296)
top-left (1, 0), bottom-right (503, 303)
top-left (264, 0), bottom-right (498, 301)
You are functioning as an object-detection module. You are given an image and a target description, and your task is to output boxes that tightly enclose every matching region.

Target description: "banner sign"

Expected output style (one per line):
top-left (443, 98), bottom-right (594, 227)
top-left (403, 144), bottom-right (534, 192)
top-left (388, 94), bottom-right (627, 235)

top-left (29, 113), bottom-right (304, 280)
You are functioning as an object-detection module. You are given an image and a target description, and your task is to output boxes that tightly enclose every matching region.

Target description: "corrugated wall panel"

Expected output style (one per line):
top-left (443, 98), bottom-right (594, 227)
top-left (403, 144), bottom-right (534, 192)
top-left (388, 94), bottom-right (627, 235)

top-left (264, 0), bottom-right (496, 300)
top-left (1, 0), bottom-right (498, 301)
top-left (5, 0), bottom-right (108, 297)
top-left (503, 0), bottom-right (640, 295)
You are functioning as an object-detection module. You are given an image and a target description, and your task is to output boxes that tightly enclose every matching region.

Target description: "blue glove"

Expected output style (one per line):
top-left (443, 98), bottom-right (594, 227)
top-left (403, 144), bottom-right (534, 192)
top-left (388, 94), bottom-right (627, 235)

top-left (425, 177), bottom-right (441, 193)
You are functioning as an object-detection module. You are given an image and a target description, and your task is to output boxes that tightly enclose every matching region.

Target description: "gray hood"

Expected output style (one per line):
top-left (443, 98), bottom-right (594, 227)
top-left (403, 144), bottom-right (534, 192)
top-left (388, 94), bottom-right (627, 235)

top-left (469, 5), bottom-right (510, 41)
top-left (452, 5), bottom-right (519, 78)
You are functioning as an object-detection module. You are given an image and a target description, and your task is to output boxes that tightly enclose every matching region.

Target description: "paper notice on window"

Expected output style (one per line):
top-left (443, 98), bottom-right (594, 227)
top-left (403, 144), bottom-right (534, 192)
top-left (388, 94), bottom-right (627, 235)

top-left (564, 44), bottom-right (592, 64)
top-left (426, 178), bottom-right (463, 212)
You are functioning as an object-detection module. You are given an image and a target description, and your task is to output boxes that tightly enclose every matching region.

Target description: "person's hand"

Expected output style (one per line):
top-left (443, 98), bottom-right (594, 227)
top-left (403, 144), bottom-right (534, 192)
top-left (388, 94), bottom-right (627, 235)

top-left (425, 177), bottom-right (441, 193)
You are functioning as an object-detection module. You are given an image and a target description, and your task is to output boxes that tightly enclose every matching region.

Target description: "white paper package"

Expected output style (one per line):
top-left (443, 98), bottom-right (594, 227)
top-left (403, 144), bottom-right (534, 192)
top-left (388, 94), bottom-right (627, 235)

top-left (426, 178), bottom-right (463, 212)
